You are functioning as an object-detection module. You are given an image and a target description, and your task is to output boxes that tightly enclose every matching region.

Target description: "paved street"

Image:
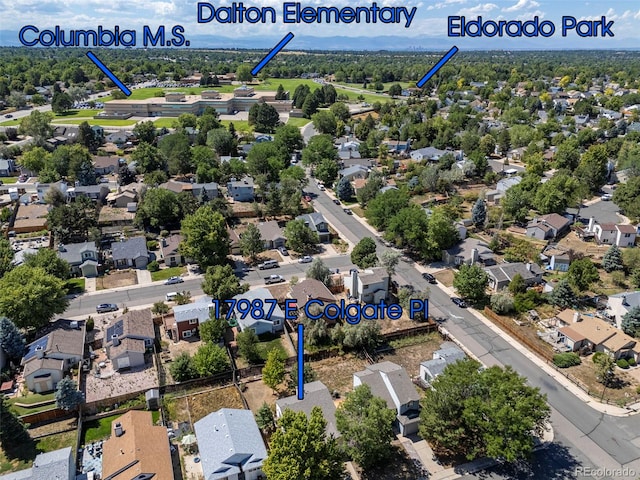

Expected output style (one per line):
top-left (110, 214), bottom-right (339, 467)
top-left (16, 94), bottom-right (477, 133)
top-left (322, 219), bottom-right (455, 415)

top-left (578, 198), bottom-right (623, 225)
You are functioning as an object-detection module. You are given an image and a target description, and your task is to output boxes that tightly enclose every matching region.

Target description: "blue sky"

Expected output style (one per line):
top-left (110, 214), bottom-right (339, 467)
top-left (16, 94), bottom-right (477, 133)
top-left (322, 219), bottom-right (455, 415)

top-left (0, 0), bottom-right (639, 46)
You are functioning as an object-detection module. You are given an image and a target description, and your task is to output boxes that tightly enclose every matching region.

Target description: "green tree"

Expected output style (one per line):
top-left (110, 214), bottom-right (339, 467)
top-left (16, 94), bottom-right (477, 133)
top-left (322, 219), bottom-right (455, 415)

top-left (262, 349), bottom-right (286, 393)
top-left (136, 188), bottom-right (181, 229)
top-left (236, 65), bottom-right (253, 83)
top-left (192, 343), bottom-right (230, 376)
top-left (419, 359), bottom-right (550, 462)
top-left (342, 321), bottom-right (382, 351)
top-left (0, 266), bottom-right (68, 330)
top-left (51, 91), bottom-right (73, 113)
top-left (594, 353), bottom-right (616, 386)
top-left (133, 121), bottom-right (157, 144)
top-left (329, 102), bottom-right (350, 121)
top-left (55, 377), bottom-right (83, 410)
top-left (274, 124), bottom-right (304, 156)
top-left (388, 83), bottom-right (402, 97)
top-left (479, 134), bottom-right (496, 157)
top-left (567, 258), bottom-right (599, 291)
top-left (48, 196), bottom-right (98, 243)
top-left (248, 103), bottom-right (281, 133)
top-left (246, 142), bottom-right (286, 182)
top-left (351, 237), bottom-right (378, 269)
top-left (239, 223), bottom-right (264, 262)
top-left (23, 248), bottom-right (71, 280)
top-left (365, 189), bottom-right (410, 230)
top-left (159, 132), bottom-right (193, 175)
top-left (19, 146), bottom-right (50, 173)
top-left (547, 278), bottom-right (577, 309)
top-left (151, 301), bottom-right (169, 316)
top-left (575, 144), bottom-right (609, 194)
top-left (490, 292), bottom-right (515, 315)
top-left (379, 250), bottom-right (400, 277)
top-left (236, 329), bottom-right (262, 364)
top-left (336, 176), bottom-right (354, 200)
top-left (77, 121), bottom-right (102, 152)
top-left (180, 206), bottom-right (230, 268)
top-left (201, 265), bottom-right (248, 306)
top-left (425, 207), bottom-right (460, 259)
top-left (508, 273), bottom-right (526, 295)
top-left (170, 352), bottom-right (198, 382)
top-left (602, 244), bottom-right (624, 273)
top-left (256, 402), bottom-right (276, 433)
top-left (275, 84), bottom-right (286, 100)
top-left (0, 317), bottom-right (25, 360)
top-left (199, 315), bottom-right (227, 344)
top-left (0, 396), bottom-right (31, 458)
top-left (471, 197), bottom-right (486, 227)
top-left (385, 206), bottom-right (430, 256)
top-left (453, 263), bottom-right (489, 305)
top-left (312, 110), bottom-right (337, 135)
top-left (284, 219), bottom-right (319, 253)
top-left (18, 110), bottom-right (53, 146)
top-left (314, 158), bottom-right (340, 187)
top-left (263, 407), bottom-right (344, 480)
top-left (621, 307), bottom-right (640, 337)
top-left (335, 383), bottom-right (396, 469)
top-left (0, 239), bottom-right (14, 278)
top-left (131, 142), bottom-right (165, 173)
top-left (302, 134), bottom-right (337, 166)
top-left (207, 128), bottom-right (236, 156)
top-left (306, 258), bottom-right (331, 286)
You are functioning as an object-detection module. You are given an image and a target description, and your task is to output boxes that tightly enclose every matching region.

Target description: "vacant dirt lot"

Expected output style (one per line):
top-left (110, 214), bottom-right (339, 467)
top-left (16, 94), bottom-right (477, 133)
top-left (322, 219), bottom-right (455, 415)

top-left (562, 360), bottom-right (639, 405)
top-left (433, 269), bottom-right (454, 287)
top-left (377, 333), bottom-right (443, 378)
top-left (164, 386), bottom-right (244, 424)
top-left (311, 354), bottom-right (369, 395)
top-left (97, 270), bottom-right (137, 290)
top-left (242, 380), bottom-right (277, 412)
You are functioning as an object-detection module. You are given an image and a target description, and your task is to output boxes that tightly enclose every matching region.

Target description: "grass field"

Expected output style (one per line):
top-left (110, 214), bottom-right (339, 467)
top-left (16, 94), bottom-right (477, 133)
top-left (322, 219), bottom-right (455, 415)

top-left (151, 266), bottom-right (187, 282)
top-left (7, 392), bottom-right (56, 416)
top-left (153, 118), bottom-right (177, 128)
top-left (51, 118), bottom-right (137, 126)
top-left (256, 335), bottom-right (287, 362)
top-left (220, 120), bottom-right (251, 132)
top-left (286, 117), bottom-right (311, 128)
top-left (82, 414), bottom-right (121, 444)
top-left (0, 430), bottom-right (76, 474)
top-left (67, 277), bottom-right (86, 293)
top-left (54, 109), bottom-right (102, 118)
top-left (0, 119), bottom-right (21, 126)
top-left (0, 177), bottom-right (18, 184)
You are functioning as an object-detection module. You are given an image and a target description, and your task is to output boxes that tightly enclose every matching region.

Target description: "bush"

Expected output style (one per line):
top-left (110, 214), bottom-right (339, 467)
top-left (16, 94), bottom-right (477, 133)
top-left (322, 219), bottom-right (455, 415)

top-left (160, 230), bottom-right (170, 237)
top-left (86, 316), bottom-right (94, 331)
top-left (552, 352), bottom-right (581, 368)
top-left (147, 260), bottom-right (160, 272)
top-left (617, 359), bottom-right (629, 369)
top-left (628, 357), bottom-right (636, 367)
top-left (147, 240), bottom-right (158, 250)
top-left (592, 352), bottom-right (605, 364)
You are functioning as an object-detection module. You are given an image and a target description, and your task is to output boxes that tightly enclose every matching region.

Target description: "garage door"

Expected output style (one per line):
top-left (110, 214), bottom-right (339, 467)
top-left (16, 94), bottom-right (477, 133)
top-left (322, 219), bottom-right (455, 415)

top-left (117, 357), bottom-right (130, 370)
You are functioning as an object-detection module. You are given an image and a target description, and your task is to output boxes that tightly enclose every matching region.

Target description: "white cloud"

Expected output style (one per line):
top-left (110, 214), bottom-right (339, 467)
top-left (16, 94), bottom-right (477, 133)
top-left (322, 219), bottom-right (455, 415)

top-left (457, 3), bottom-right (498, 15)
top-left (502, 0), bottom-right (540, 13)
top-left (427, 0), bottom-right (467, 10)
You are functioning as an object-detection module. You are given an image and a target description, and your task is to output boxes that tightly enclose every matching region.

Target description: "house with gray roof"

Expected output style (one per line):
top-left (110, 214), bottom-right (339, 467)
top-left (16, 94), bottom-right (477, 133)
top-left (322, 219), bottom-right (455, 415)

top-left (410, 146), bottom-right (448, 162)
top-left (0, 159), bottom-right (16, 177)
top-left (257, 221), bottom-right (286, 249)
top-left (56, 241), bottom-right (99, 277)
top-left (111, 236), bottom-right (149, 269)
top-left (353, 361), bottom-right (421, 435)
top-left (607, 292), bottom-right (640, 330)
top-left (169, 296), bottom-right (215, 341)
top-left (496, 175), bottom-right (522, 193)
top-left (420, 342), bottom-right (466, 384)
top-left (67, 184), bottom-right (110, 203)
top-left (483, 262), bottom-right (543, 291)
top-left (442, 237), bottom-right (495, 266)
top-left (338, 165), bottom-right (369, 182)
top-left (232, 288), bottom-right (284, 335)
top-left (346, 267), bottom-right (389, 303)
top-left (296, 212), bottom-right (330, 243)
top-left (0, 447), bottom-right (74, 480)
top-left (194, 408), bottom-right (267, 480)
top-left (227, 177), bottom-right (254, 202)
top-left (276, 381), bottom-right (340, 438)
top-left (105, 309), bottom-right (155, 370)
top-left (289, 278), bottom-right (335, 307)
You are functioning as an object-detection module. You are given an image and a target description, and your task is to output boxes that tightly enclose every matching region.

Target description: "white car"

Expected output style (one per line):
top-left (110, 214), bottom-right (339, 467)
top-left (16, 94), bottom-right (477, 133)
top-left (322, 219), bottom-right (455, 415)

top-left (298, 255), bottom-right (313, 264)
top-left (318, 184), bottom-right (326, 191)
top-left (164, 276), bottom-right (184, 285)
top-left (601, 194), bottom-right (613, 201)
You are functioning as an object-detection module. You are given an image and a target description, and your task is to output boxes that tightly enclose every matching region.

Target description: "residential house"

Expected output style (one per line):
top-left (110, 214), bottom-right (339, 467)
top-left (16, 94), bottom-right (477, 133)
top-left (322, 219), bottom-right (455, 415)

top-left (382, 139), bottom-right (411, 154)
top-left (0, 159), bottom-right (16, 177)
top-left (194, 409), bottom-right (267, 480)
top-left (346, 267), bottom-right (389, 303)
top-left (12, 247), bottom-right (38, 267)
top-left (227, 177), bottom-right (254, 202)
top-left (56, 241), bottom-right (99, 277)
top-left (484, 262), bottom-right (543, 291)
top-left (420, 342), bottom-right (466, 384)
top-left (169, 296), bottom-right (215, 341)
top-left (410, 146), bottom-right (448, 162)
top-left (0, 448), bottom-right (75, 480)
top-left (105, 309), bottom-right (155, 370)
top-left (228, 227), bottom-right (241, 255)
top-left (353, 361), bottom-right (421, 435)
top-left (352, 178), bottom-right (368, 196)
top-left (22, 319), bottom-right (85, 393)
top-left (160, 179), bottom-right (219, 199)
top-left (107, 183), bottom-right (141, 208)
top-left (607, 292), bottom-right (640, 330)
top-left (232, 288), bottom-right (284, 335)
top-left (35, 180), bottom-right (68, 202)
top-left (161, 233), bottom-right (188, 267)
top-left (296, 212), bottom-right (330, 243)
top-left (257, 221), bottom-right (286, 249)
top-left (92, 156), bottom-right (120, 176)
top-left (526, 213), bottom-right (571, 240)
top-left (549, 253), bottom-right (571, 272)
top-left (289, 279), bottom-right (336, 308)
top-left (496, 175), bottom-right (522, 193)
top-left (102, 411), bottom-right (174, 480)
top-left (339, 165), bottom-right (369, 182)
top-left (111, 236), bottom-right (149, 269)
top-left (586, 217), bottom-right (637, 247)
top-left (442, 237), bottom-right (495, 266)
top-left (557, 312), bottom-right (639, 361)
top-left (67, 184), bottom-right (110, 203)
top-left (13, 203), bottom-right (49, 234)
top-left (276, 381), bottom-right (340, 437)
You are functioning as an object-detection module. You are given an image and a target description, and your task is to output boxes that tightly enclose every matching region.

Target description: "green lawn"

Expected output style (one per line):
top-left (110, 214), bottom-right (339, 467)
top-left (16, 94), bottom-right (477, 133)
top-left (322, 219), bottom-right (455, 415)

top-left (0, 177), bottom-right (18, 184)
top-left (0, 430), bottom-right (76, 474)
top-left (220, 120), bottom-right (251, 132)
top-left (51, 119), bottom-right (137, 126)
top-left (256, 334), bottom-right (287, 361)
top-left (287, 117), bottom-right (311, 128)
top-left (9, 392), bottom-right (54, 405)
top-left (66, 278), bottom-right (86, 293)
top-left (151, 410), bottom-right (161, 425)
top-left (151, 266), bottom-right (187, 282)
top-left (153, 118), bottom-right (177, 128)
top-left (0, 119), bottom-right (21, 126)
top-left (82, 414), bottom-right (121, 444)
top-left (54, 109), bottom-right (102, 118)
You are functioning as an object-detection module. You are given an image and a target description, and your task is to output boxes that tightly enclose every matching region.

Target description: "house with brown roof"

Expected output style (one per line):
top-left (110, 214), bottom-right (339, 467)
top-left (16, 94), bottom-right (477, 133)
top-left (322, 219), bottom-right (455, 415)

top-left (107, 183), bottom-right (141, 208)
top-left (557, 311), bottom-right (640, 360)
top-left (105, 310), bottom-right (155, 370)
top-left (289, 278), bottom-right (336, 308)
top-left (526, 213), bottom-right (571, 240)
top-left (102, 410), bottom-right (174, 480)
top-left (228, 227), bottom-right (241, 255)
top-left (161, 233), bottom-right (188, 267)
top-left (257, 221), bottom-right (285, 249)
top-left (13, 203), bottom-right (49, 234)
top-left (92, 155), bottom-right (121, 176)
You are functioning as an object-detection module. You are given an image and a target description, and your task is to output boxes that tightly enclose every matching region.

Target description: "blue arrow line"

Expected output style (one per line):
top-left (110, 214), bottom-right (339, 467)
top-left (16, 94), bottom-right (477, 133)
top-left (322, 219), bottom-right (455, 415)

top-left (251, 32), bottom-right (295, 76)
top-left (416, 46), bottom-right (459, 88)
top-left (297, 323), bottom-right (304, 400)
top-left (86, 51), bottom-right (131, 96)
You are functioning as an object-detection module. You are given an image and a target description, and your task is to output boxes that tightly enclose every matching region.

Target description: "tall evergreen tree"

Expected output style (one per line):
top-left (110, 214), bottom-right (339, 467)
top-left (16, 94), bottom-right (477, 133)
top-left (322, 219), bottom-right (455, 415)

top-left (471, 197), bottom-right (487, 227)
top-left (602, 245), bottom-right (624, 273)
top-left (0, 317), bottom-right (25, 359)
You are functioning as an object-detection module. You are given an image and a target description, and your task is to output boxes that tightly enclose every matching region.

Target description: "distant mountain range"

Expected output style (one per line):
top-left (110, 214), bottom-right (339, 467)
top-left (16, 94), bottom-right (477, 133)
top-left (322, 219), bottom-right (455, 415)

top-left (0, 31), bottom-right (636, 51)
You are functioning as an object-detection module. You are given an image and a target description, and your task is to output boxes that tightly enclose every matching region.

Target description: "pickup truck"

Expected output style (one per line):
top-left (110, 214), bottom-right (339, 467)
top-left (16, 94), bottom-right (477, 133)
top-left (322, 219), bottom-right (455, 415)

top-left (264, 274), bottom-right (284, 285)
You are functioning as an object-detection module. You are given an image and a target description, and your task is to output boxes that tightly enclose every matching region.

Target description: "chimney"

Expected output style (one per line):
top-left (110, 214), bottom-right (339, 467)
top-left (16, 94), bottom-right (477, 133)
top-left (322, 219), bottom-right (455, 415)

top-left (622, 295), bottom-right (628, 306)
top-left (112, 334), bottom-right (120, 346)
top-left (161, 238), bottom-right (167, 247)
top-left (573, 311), bottom-right (580, 323)
top-left (588, 216), bottom-right (595, 232)
top-left (115, 423), bottom-right (124, 437)
top-left (526, 262), bottom-right (532, 271)
top-left (471, 248), bottom-right (479, 265)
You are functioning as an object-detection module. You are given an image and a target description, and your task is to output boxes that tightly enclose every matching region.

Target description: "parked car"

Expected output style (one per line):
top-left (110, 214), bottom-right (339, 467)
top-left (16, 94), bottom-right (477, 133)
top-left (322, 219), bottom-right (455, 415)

top-left (343, 208), bottom-right (353, 215)
top-left (451, 297), bottom-right (467, 308)
top-left (258, 260), bottom-right (279, 270)
top-left (319, 185), bottom-right (326, 191)
top-left (96, 303), bottom-right (119, 313)
top-left (264, 274), bottom-right (284, 285)
top-left (333, 199), bottom-right (340, 205)
top-left (422, 273), bottom-right (437, 284)
top-left (4, 114), bottom-right (12, 118)
top-left (298, 255), bottom-right (313, 263)
top-left (164, 276), bottom-right (184, 285)
top-left (279, 246), bottom-right (289, 256)
top-left (601, 193), bottom-right (613, 201)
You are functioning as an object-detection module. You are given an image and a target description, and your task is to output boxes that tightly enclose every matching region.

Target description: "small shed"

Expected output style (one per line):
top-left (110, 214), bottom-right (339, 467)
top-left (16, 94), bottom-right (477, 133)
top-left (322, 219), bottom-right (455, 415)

top-left (145, 388), bottom-right (160, 410)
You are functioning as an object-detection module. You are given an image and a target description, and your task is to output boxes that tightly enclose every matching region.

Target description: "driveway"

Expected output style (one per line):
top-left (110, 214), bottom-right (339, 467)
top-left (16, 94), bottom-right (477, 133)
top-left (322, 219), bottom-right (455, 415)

top-left (578, 198), bottom-right (623, 225)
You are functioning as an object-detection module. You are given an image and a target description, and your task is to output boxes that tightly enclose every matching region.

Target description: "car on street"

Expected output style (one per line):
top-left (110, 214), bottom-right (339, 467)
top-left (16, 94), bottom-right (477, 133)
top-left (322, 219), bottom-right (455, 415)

top-left (298, 255), bottom-right (313, 263)
top-left (96, 303), bottom-right (119, 313)
top-left (279, 246), bottom-right (289, 256)
top-left (343, 208), bottom-right (353, 215)
top-left (451, 297), bottom-right (467, 308)
top-left (264, 274), bottom-right (285, 285)
top-left (333, 199), bottom-right (340, 205)
top-left (4, 114), bottom-right (12, 118)
top-left (422, 273), bottom-right (437, 284)
top-left (164, 276), bottom-right (184, 285)
top-left (319, 184), bottom-right (326, 191)
top-left (601, 193), bottom-right (613, 201)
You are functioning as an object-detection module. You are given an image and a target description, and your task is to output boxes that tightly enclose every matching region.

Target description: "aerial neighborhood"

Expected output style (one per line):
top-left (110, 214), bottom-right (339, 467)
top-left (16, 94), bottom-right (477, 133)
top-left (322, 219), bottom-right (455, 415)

top-left (2, 44), bottom-right (640, 480)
